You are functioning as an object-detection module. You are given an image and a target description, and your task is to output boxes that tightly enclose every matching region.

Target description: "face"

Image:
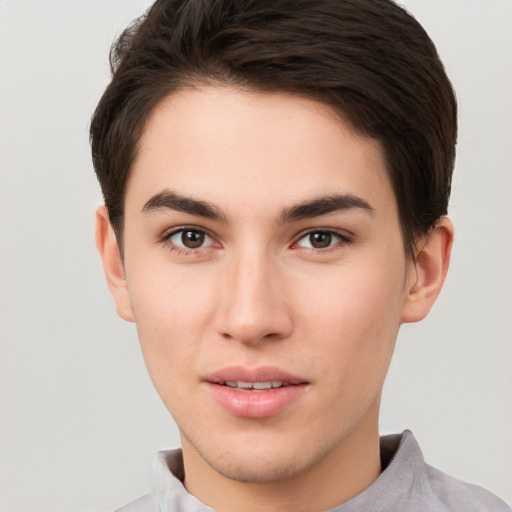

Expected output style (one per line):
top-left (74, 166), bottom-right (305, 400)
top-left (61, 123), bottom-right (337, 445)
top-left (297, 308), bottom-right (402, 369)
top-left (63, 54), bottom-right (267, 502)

top-left (117, 87), bottom-right (415, 483)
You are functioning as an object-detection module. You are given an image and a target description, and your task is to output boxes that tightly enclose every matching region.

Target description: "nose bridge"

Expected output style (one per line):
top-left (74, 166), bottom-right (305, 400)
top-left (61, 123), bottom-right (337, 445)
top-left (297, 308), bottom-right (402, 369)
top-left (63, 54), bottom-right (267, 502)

top-left (216, 242), bottom-right (292, 344)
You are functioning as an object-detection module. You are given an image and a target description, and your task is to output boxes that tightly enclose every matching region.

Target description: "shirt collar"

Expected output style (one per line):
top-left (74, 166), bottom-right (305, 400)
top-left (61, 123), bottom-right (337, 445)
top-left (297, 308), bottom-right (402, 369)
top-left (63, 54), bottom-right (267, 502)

top-left (152, 430), bottom-right (423, 512)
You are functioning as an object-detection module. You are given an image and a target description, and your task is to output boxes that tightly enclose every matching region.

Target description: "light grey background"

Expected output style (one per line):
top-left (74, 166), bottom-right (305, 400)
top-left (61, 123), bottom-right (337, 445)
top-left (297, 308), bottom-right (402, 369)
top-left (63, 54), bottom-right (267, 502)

top-left (0, 1), bottom-right (510, 510)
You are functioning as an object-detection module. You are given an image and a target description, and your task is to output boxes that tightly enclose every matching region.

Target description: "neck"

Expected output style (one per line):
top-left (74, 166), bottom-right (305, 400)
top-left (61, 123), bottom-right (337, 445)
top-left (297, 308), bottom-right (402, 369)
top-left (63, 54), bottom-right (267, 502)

top-left (181, 401), bottom-right (382, 512)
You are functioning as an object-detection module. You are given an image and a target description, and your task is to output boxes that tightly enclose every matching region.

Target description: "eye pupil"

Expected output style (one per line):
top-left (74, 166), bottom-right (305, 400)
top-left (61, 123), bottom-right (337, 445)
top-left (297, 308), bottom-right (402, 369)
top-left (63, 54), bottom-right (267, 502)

top-left (181, 230), bottom-right (205, 248)
top-left (310, 232), bottom-right (332, 248)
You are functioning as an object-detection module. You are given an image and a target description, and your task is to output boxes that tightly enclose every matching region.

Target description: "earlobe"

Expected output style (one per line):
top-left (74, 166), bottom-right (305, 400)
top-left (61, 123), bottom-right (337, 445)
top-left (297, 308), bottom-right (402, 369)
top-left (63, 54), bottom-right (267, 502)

top-left (401, 217), bottom-right (454, 323)
top-left (95, 206), bottom-right (135, 322)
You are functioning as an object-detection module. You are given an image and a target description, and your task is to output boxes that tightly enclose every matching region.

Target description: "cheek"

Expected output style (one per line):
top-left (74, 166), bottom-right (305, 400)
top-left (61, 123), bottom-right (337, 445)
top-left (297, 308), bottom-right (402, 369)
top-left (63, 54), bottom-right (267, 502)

top-left (301, 255), bottom-right (405, 324)
top-left (295, 254), bottom-right (406, 371)
top-left (126, 252), bottom-right (217, 327)
top-left (125, 265), bottom-right (217, 387)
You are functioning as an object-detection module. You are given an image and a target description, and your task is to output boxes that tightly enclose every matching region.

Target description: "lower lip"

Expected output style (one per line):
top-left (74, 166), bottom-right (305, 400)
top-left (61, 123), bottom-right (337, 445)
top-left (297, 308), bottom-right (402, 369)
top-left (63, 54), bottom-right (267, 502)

top-left (206, 383), bottom-right (307, 419)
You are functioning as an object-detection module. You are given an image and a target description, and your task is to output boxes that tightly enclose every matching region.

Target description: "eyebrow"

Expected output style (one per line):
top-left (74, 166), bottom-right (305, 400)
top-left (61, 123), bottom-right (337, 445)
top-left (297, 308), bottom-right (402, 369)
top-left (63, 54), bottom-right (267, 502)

top-left (278, 194), bottom-right (374, 223)
top-left (142, 189), bottom-right (373, 223)
top-left (142, 190), bottom-right (228, 222)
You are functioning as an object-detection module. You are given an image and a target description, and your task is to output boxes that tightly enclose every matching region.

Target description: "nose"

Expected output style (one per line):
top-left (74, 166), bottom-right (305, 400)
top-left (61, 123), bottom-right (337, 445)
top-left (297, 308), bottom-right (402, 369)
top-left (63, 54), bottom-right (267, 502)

top-left (215, 249), bottom-right (293, 345)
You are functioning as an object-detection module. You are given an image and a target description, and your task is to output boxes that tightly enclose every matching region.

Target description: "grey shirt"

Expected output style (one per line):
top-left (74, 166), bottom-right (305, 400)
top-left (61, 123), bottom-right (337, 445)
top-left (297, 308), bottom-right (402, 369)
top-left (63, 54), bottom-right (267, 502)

top-left (116, 431), bottom-right (511, 512)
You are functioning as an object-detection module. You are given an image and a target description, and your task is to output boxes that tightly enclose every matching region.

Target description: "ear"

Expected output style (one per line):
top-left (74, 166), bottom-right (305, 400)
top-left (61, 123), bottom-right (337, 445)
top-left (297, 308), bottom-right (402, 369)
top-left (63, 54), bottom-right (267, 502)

top-left (401, 217), bottom-right (454, 323)
top-left (95, 206), bottom-right (135, 322)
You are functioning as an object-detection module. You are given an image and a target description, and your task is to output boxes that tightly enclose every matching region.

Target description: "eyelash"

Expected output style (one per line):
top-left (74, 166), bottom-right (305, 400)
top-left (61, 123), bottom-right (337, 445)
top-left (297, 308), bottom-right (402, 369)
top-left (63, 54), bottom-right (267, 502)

top-left (160, 226), bottom-right (352, 255)
top-left (293, 229), bottom-right (352, 252)
top-left (161, 226), bottom-right (217, 256)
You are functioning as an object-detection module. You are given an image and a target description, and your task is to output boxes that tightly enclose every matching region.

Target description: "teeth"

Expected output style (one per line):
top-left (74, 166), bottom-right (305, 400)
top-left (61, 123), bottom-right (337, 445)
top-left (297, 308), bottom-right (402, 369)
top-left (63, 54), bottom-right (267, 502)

top-left (252, 382), bottom-right (272, 390)
top-left (223, 381), bottom-right (287, 390)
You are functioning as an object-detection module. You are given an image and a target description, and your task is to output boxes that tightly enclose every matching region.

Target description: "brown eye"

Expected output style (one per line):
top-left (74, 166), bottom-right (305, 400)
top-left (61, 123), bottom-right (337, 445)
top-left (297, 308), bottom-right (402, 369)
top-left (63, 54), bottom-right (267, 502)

top-left (181, 230), bottom-right (205, 248)
top-left (167, 228), bottom-right (213, 250)
top-left (309, 232), bottom-right (332, 248)
top-left (296, 230), bottom-right (348, 250)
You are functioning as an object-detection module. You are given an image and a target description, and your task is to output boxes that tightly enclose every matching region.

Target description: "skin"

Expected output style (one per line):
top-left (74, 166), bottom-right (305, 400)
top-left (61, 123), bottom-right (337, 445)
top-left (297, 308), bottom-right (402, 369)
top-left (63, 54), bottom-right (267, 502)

top-left (96, 86), bottom-right (453, 512)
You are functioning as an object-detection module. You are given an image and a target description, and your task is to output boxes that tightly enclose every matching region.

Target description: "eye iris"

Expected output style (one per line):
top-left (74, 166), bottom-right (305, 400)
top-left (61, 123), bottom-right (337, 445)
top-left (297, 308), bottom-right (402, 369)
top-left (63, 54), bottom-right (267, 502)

top-left (181, 230), bottom-right (205, 248)
top-left (310, 232), bottom-right (332, 248)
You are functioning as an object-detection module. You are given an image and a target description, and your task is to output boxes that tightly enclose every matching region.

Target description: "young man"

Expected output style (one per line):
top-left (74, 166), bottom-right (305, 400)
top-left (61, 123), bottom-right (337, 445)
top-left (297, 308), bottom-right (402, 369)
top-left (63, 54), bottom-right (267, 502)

top-left (91, 1), bottom-right (510, 511)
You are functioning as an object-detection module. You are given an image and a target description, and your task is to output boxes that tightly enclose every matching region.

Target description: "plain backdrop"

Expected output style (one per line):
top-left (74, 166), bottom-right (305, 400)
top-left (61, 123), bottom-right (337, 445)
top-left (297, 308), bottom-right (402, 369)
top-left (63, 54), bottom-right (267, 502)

top-left (1, 1), bottom-right (511, 510)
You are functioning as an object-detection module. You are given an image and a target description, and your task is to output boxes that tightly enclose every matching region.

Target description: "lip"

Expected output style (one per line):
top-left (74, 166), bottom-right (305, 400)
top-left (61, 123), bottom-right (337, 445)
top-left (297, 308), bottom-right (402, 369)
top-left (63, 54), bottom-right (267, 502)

top-left (204, 366), bottom-right (309, 419)
top-left (205, 366), bottom-right (307, 385)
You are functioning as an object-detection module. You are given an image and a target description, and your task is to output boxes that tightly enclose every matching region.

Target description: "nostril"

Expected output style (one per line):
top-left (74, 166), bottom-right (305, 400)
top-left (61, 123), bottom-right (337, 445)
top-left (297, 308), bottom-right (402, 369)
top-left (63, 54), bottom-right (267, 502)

top-left (220, 329), bottom-right (286, 344)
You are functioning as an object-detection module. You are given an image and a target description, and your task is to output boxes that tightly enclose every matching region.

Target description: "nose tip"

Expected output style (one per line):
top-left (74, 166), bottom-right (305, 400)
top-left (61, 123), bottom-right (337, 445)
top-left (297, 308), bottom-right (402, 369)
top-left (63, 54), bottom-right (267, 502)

top-left (215, 258), bottom-right (293, 345)
top-left (220, 316), bottom-right (288, 345)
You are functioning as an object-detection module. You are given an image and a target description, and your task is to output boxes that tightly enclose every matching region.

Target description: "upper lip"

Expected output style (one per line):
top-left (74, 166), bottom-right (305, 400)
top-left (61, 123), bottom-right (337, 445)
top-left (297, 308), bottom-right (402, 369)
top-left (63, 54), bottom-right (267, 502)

top-left (204, 366), bottom-right (308, 385)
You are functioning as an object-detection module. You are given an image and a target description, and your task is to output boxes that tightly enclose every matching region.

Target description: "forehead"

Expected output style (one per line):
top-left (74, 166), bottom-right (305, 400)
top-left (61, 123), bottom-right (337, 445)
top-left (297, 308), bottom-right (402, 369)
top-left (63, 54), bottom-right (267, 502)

top-left (126, 86), bottom-right (395, 217)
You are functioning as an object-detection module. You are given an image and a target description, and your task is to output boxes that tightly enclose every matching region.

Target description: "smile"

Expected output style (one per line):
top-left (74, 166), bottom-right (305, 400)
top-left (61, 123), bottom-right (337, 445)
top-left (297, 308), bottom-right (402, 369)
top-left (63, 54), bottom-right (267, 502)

top-left (222, 380), bottom-right (291, 390)
top-left (204, 367), bottom-right (308, 418)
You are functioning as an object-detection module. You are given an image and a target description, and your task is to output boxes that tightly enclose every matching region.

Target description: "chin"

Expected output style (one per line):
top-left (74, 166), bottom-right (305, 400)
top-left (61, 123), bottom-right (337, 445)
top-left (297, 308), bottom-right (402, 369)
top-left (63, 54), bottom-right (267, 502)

top-left (184, 427), bottom-right (335, 485)
top-left (205, 450), bottom-right (311, 484)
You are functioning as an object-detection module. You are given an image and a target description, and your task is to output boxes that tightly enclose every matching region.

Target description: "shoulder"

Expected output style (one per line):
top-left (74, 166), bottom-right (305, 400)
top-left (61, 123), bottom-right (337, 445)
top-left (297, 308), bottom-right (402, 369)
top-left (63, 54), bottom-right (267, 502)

top-left (422, 464), bottom-right (511, 512)
top-left (114, 491), bottom-right (159, 512)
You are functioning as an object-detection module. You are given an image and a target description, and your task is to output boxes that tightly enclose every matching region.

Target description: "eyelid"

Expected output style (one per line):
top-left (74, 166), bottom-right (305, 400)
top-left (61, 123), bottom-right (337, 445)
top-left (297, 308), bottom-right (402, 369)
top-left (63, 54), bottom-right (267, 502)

top-left (293, 228), bottom-right (353, 249)
top-left (159, 225), bottom-right (352, 253)
top-left (161, 225), bottom-right (220, 249)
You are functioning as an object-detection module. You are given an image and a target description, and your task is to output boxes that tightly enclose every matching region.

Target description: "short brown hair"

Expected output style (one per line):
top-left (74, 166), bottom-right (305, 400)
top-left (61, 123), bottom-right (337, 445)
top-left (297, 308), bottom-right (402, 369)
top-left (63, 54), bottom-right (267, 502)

top-left (90, 0), bottom-right (457, 257)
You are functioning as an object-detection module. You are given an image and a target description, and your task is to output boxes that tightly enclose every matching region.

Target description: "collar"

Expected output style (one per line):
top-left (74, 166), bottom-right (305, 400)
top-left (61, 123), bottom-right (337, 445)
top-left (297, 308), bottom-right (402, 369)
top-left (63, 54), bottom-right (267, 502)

top-left (152, 430), bottom-right (423, 512)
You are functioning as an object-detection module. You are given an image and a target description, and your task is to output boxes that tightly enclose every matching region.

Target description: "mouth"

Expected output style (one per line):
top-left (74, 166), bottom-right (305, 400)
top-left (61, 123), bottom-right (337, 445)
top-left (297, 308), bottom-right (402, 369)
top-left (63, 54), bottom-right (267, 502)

top-left (205, 366), bottom-right (308, 389)
top-left (220, 380), bottom-right (296, 391)
top-left (204, 367), bottom-right (309, 418)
